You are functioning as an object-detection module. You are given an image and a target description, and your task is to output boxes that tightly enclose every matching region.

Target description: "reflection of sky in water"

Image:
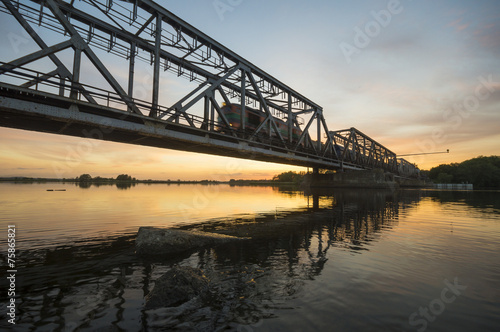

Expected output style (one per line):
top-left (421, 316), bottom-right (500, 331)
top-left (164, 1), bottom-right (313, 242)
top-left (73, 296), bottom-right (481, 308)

top-left (260, 194), bottom-right (500, 332)
top-left (0, 183), bottom-right (323, 249)
top-left (0, 185), bottom-right (498, 331)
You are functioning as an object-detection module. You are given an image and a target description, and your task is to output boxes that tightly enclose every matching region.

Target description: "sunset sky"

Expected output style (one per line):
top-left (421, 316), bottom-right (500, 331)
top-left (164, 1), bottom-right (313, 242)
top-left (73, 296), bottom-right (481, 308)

top-left (1, 0), bottom-right (499, 180)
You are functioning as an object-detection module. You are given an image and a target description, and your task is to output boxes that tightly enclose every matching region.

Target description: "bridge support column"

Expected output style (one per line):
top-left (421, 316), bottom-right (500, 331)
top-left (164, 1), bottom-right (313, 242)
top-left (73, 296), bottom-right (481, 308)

top-left (150, 13), bottom-right (162, 118)
top-left (287, 94), bottom-right (292, 143)
top-left (127, 42), bottom-right (136, 112)
top-left (70, 48), bottom-right (82, 99)
top-left (202, 94), bottom-right (209, 130)
top-left (240, 68), bottom-right (246, 132)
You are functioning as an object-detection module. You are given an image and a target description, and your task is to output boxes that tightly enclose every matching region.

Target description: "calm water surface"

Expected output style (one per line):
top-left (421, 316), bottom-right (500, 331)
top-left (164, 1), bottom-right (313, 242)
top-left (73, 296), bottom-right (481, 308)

top-left (0, 183), bottom-right (499, 331)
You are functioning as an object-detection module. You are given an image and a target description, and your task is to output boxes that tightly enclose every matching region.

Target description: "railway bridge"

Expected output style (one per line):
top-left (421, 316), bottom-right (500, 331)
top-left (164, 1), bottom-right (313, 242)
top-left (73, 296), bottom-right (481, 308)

top-left (0, 0), bottom-right (419, 178)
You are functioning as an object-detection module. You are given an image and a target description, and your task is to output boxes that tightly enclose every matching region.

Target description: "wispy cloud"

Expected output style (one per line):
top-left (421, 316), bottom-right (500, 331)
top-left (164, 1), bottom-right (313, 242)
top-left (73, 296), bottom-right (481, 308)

top-left (448, 18), bottom-right (469, 32)
top-left (16, 167), bottom-right (45, 170)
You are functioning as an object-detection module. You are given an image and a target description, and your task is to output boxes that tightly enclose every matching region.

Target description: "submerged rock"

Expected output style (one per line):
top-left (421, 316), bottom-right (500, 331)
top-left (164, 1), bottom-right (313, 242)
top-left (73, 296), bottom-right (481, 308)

top-left (136, 226), bottom-right (247, 256)
top-left (145, 266), bottom-right (209, 309)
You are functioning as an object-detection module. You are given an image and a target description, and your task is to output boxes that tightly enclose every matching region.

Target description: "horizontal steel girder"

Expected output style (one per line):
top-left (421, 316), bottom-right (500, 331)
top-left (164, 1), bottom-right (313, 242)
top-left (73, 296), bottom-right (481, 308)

top-left (0, 84), bottom-right (363, 170)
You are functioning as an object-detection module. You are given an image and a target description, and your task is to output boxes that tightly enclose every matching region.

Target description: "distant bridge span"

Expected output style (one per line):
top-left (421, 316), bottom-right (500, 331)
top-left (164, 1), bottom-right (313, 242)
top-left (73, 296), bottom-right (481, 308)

top-left (0, 0), bottom-right (419, 177)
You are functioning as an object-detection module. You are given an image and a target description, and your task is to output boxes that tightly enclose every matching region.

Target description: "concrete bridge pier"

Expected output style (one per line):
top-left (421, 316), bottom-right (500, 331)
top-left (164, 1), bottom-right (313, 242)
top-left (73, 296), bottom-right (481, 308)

top-left (303, 169), bottom-right (430, 189)
top-left (303, 169), bottom-right (398, 189)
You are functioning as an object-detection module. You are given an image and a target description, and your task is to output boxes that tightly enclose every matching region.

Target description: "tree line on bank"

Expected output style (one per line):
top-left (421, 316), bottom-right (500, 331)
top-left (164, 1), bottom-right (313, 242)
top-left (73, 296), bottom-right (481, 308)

top-left (76, 174), bottom-right (137, 183)
top-left (269, 156), bottom-right (500, 188)
top-left (424, 156), bottom-right (500, 188)
top-left (69, 155), bottom-right (500, 188)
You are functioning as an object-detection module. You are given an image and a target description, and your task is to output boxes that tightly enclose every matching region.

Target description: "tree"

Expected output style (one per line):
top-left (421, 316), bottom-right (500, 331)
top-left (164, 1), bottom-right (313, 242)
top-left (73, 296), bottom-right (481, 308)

top-left (78, 174), bottom-right (92, 182)
top-left (456, 156), bottom-right (500, 187)
top-left (427, 156), bottom-right (500, 188)
top-left (436, 172), bottom-right (453, 184)
top-left (428, 163), bottom-right (458, 181)
top-left (116, 174), bottom-right (132, 182)
top-left (272, 171), bottom-right (304, 183)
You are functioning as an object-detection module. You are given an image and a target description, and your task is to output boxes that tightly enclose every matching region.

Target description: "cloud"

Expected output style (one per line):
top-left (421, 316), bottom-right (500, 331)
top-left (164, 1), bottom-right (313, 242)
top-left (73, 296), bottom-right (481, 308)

top-left (473, 22), bottom-right (500, 53)
top-left (448, 18), bottom-right (469, 32)
top-left (224, 173), bottom-right (243, 177)
top-left (367, 29), bottom-right (423, 54)
top-left (16, 167), bottom-right (45, 170)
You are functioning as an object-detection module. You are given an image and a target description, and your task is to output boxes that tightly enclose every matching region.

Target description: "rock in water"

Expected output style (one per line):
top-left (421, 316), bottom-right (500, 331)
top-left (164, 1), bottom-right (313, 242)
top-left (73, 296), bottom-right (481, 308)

top-left (145, 266), bottom-right (209, 309)
top-left (135, 226), bottom-right (247, 256)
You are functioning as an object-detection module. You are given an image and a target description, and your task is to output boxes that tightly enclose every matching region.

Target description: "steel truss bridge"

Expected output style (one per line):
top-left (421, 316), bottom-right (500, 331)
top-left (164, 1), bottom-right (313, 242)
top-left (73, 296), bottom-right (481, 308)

top-left (0, 0), bottom-right (419, 177)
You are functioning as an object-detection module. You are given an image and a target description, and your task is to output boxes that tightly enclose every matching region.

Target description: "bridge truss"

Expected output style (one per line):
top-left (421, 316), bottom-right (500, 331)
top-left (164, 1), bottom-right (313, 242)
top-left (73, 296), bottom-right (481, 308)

top-left (329, 128), bottom-right (398, 173)
top-left (0, 0), bottom-right (417, 175)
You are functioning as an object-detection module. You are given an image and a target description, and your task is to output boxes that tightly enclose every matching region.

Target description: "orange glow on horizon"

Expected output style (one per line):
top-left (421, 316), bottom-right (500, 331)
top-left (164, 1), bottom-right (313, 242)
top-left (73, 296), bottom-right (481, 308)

top-left (0, 126), bottom-right (497, 180)
top-left (0, 127), bottom-right (304, 180)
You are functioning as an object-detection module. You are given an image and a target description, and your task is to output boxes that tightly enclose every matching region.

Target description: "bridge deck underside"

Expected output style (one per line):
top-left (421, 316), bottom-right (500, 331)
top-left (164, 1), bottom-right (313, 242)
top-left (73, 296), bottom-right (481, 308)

top-left (0, 85), bottom-right (360, 170)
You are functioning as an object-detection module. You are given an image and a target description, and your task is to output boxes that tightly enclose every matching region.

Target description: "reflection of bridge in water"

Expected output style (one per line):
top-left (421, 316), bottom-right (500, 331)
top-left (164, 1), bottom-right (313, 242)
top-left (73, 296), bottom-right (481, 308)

top-left (8, 189), bottom-right (426, 330)
top-left (0, 0), bottom-right (418, 177)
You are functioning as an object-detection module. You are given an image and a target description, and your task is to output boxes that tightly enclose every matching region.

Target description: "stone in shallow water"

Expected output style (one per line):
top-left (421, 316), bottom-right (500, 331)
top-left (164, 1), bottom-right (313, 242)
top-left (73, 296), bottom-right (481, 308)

top-left (135, 226), bottom-right (247, 256)
top-left (145, 266), bottom-right (210, 309)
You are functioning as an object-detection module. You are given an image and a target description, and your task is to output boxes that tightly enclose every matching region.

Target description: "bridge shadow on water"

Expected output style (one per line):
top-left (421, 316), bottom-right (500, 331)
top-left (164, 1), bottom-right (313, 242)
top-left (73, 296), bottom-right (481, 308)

top-left (7, 189), bottom-right (427, 331)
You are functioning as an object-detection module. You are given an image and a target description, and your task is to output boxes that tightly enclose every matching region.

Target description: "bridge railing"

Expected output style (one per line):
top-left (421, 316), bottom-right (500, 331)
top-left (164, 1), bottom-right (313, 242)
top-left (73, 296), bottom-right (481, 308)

top-left (0, 61), bottom-right (226, 132)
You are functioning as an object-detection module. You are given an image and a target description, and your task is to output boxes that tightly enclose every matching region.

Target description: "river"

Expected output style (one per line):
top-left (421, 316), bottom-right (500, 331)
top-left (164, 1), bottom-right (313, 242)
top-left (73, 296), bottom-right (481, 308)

top-left (0, 183), bottom-right (499, 331)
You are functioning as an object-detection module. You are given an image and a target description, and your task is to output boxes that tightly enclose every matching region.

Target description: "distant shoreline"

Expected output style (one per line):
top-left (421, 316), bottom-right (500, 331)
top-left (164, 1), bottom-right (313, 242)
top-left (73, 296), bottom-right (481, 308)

top-left (0, 177), bottom-right (297, 186)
